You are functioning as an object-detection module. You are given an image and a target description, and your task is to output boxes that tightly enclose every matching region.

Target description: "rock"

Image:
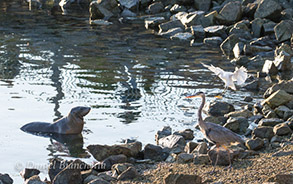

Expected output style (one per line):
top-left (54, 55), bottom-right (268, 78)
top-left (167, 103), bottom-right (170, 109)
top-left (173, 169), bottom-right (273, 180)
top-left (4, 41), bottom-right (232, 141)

top-left (87, 141), bottom-right (142, 161)
top-left (171, 32), bottom-right (194, 41)
top-left (270, 135), bottom-right (282, 143)
top-left (266, 173), bottom-right (293, 184)
top-left (100, 154), bottom-right (127, 171)
top-left (159, 20), bottom-right (184, 33)
top-left (224, 117), bottom-right (249, 134)
top-left (275, 43), bottom-right (293, 57)
top-left (225, 109), bottom-right (253, 119)
top-left (158, 27), bottom-right (184, 38)
top-left (89, 0), bottom-right (120, 21)
top-left (220, 34), bottom-right (240, 58)
top-left (194, 0), bottom-right (211, 12)
top-left (244, 96), bottom-right (253, 102)
top-left (143, 144), bottom-right (168, 161)
top-left (233, 42), bottom-right (245, 59)
top-left (192, 142), bottom-right (207, 154)
top-left (118, 0), bottom-right (138, 10)
top-left (170, 4), bottom-right (187, 14)
top-left (90, 19), bottom-right (113, 25)
top-left (204, 100), bottom-right (235, 117)
top-left (163, 173), bottom-right (202, 184)
top-left (184, 142), bottom-right (198, 153)
top-left (24, 175), bottom-right (46, 184)
top-left (273, 123), bottom-right (292, 136)
top-left (191, 25), bottom-right (205, 40)
top-left (88, 178), bottom-right (110, 184)
top-left (181, 11), bottom-right (209, 27)
top-left (251, 18), bottom-right (265, 38)
top-left (193, 154), bottom-right (210, 164)
top-left (274, 52), bottom-right (292, 71)
top-left (203, 37), bottom-right (223, 46)
top-left (252, 126), bottom-right (274, 140)
top-left (121, 9), bottom-right (136, 17)
top-left (117, 167), bottom-right (139, 180)
top-left (177, 153), bottom-right (194, 163)
top-left (158, 134), bottom-right (186, 149)
top-left (216, 1), bottom-right (242, 25)
top-left (274, 105), bottom-right (290, 119)
top-left (263, 21), bottom-right (276, 35)
top-left (204, 25), bottom-right (227, 39)
top-left (203, 116), bottom-right (227, 125)
top-left (263, 80), bottom-right (293, 98)
top-left (245, 137), bottom-right (264, 150)
top-left (272, 150), bottom-right (293, 157)
top-left (0, 174), bottom-right (13, 184)
top-left (173, 129), bottom-right (194, 140)
top-left (48, 159), bottom-right (73, 182)
top-left (263, 90), bottom-right (293, 109)
top-left (20, 168), bottom-right (40, 180)
top-left (262, 60), bottom-right (278, 75)
top-left (254, 0), bottom-right (282, 21)
top-left (274, 20), bottom-right (293, 42)
top-left (208, 147), bottom-right (232, 166)
top-left (147, 2), bottom-right (164, 14)
top-left (204, 10), bottom-right (217, 26)
top-left (145, 17), bottom-right (164, 29)
top-left (155, 126), bottom-right (172, 143)
top-left (230, 27), bottom-right (252, 40)
top-left (112, 163), bottom-right (133, 176)
top-left (53, 159), bottom-right (82, 184)
top-left (284, 110), bottom-right (293, 120)
top-left (258, 118), bottom-right (284, 127)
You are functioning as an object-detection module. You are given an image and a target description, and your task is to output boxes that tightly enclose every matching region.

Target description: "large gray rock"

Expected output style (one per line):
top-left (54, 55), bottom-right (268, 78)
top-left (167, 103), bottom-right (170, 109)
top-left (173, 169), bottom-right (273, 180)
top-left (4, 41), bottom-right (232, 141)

top-left (193, 154), bottom-right (210, 164)
top-left (100, 154), bottom-right (127, 171)
top-left (194, 0), bottom-right (211, 12)
top-left (164, 173), bottom-right (202, 184)
top-left (258, 118), bottom-right (284, 127)
top-left (112, 163), bottom-right (133, 177)
top-left (273, 123), bottom-right (292, 136)
top-left (225, 109), bottom-right (253, 119)
top-left (158, 134), bottom-right (186, 149)
top-left (251, 18), bottom-right (265, 38)
top-left (262, 60), bottom-right (278, 75)
top-left (87, 141), bottom-right (142, 161)
top-left (262, 90), bottom-right (293, 109)
top-left (147, 2), bottom-right (164, 14)
top-left (0, 174), bottom-right (13, 184)
top-left (20, 168), bottom-right (40, 180)
top-left (216, 1), bottom-right (242, 25)
top-left (204, 100), bottom-right (235, 116)
top-left (159, 20), bottom-right (184, 33)
top-left (143, 144), bottom-right (168, 161)
top-left (220, 34), bottom-right (240, 58)
top-left (24, 176), bottom-right (46, 184)
top-left (245, 137), bottom-right (264, 150)
top-left (53, 160), bottom-right (82, 184)
top-left (274, 52), bottom-right (292, 71)
top-left (184, 142), bottom-right (198, 153)
top-left (224, 117), bottom-right (249, 134)
top-left (274, 105), bottom-right (290, 119)
top-left (89, 0), bottom-right (120, 20)
top-left (145, 17), bottom-right (165, 29)
top-left (117, 167), bottom-right (139, 181)
top-left (192, 142), bottom-right (207, 154)
top-left (208, 147), bottom-right (235, 166)
top-left (252, 126), bottom-right (274, 140)
top-left (173, 129), bottom-right (194, 140)
top-left (155, 126), bottom-right (172, 143)
top-left (263, 80), bottom-right (293, 98)
top-left (177, 153), bottom-right (194, 163)
top-left (204, 25), bottom-right (227, 39)
top-left (254, 0), bottom-right (282, 21)
top-left (274, 20), bottom-right (293, 42)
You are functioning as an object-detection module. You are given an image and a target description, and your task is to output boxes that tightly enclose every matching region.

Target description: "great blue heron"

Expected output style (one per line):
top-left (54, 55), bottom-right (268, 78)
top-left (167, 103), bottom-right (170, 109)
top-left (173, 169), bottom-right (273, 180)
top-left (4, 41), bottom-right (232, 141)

top-left (186, 92), bottom-right (244, 172)
top-left (201, 63), bottom-right (247, 91)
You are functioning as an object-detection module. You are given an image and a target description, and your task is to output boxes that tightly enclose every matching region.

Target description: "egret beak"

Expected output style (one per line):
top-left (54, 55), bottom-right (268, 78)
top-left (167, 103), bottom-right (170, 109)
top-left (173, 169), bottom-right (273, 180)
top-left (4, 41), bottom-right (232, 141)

top-left (185, 95), bottom-right (200, 99)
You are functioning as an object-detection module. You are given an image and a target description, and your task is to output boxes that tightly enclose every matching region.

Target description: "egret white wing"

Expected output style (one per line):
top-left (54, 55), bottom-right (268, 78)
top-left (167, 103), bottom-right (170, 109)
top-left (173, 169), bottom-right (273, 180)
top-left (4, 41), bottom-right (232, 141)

top-left (232, 66), bottom-right (247, 85)
top-left (201, 63), bottom-right (224, 76)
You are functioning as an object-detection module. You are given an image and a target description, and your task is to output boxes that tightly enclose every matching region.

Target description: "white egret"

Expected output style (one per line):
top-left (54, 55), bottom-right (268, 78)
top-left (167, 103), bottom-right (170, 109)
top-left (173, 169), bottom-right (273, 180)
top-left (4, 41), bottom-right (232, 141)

top-left (201, 63), bottom-right (247, 91)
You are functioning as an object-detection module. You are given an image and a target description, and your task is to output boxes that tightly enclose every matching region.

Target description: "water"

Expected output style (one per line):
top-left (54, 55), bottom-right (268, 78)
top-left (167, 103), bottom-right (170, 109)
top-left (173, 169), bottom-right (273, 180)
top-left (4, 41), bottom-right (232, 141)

top-left (0, 1), bottom-right (261, 182)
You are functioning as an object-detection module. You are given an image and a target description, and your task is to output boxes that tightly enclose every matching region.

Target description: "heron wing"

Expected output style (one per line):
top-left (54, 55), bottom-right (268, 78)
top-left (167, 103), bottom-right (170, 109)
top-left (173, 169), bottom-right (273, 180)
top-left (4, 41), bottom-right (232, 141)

top-left (201, 63), bottom-right (224, 76)
top-left (204, 122), bottom-right (244, 145)
top-left (232, 66), bottom-right (247, 85)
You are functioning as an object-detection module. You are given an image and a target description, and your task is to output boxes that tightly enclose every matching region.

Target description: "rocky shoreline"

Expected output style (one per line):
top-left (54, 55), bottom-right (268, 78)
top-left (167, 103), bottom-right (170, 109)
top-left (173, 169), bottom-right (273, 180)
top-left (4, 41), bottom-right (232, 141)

top-left (1, 0), bottom-right (293, 183)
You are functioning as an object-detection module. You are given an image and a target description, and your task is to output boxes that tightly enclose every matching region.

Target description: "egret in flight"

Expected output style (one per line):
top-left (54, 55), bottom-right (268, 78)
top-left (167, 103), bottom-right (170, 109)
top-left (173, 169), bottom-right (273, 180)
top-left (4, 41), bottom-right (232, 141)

top-left (201, 63), bottom-right (247, 91)
top-left (186, 92), bottom-right (244, 172)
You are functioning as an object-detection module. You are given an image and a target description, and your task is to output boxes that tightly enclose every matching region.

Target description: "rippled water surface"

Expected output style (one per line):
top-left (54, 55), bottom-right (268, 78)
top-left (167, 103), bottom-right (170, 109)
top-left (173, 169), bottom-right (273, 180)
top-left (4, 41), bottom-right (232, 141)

top-left (0, 1), bottom-right (261, 182)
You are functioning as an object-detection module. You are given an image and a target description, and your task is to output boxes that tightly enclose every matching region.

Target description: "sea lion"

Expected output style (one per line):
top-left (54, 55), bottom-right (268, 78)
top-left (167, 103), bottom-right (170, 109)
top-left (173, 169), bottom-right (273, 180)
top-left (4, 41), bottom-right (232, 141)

top-left (21, 106), bottom-right (91, 134)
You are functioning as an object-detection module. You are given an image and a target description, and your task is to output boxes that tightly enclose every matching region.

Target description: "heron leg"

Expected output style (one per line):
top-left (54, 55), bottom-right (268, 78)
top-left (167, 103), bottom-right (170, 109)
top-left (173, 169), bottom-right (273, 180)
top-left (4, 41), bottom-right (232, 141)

top-left (209, 144), bottom-right (220, 174)
top-left (222, 145), bottom-right (232, 170)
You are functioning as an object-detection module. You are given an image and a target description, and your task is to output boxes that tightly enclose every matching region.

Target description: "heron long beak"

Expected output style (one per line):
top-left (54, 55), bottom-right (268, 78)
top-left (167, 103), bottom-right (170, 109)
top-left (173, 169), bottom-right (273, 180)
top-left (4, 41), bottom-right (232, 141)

top-left (185, 95), bottom-right (200, 98)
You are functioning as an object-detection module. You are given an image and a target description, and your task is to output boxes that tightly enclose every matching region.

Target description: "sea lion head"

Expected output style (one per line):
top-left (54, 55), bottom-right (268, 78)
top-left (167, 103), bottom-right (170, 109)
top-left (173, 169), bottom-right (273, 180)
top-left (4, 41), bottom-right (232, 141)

top-left (69, 106), bottom-right (91, 120)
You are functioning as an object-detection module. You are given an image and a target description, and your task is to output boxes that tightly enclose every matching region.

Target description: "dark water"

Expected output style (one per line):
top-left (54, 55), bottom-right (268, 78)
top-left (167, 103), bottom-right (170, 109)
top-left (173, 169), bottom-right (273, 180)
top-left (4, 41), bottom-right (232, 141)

top-left (0, 1), bottom-right (261, 182)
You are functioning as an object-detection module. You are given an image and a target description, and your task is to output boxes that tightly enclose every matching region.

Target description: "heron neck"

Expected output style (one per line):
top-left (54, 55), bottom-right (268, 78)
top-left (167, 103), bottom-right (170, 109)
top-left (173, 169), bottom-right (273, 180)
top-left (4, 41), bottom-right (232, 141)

top-left (198, 94), bottom-right (205, 123)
